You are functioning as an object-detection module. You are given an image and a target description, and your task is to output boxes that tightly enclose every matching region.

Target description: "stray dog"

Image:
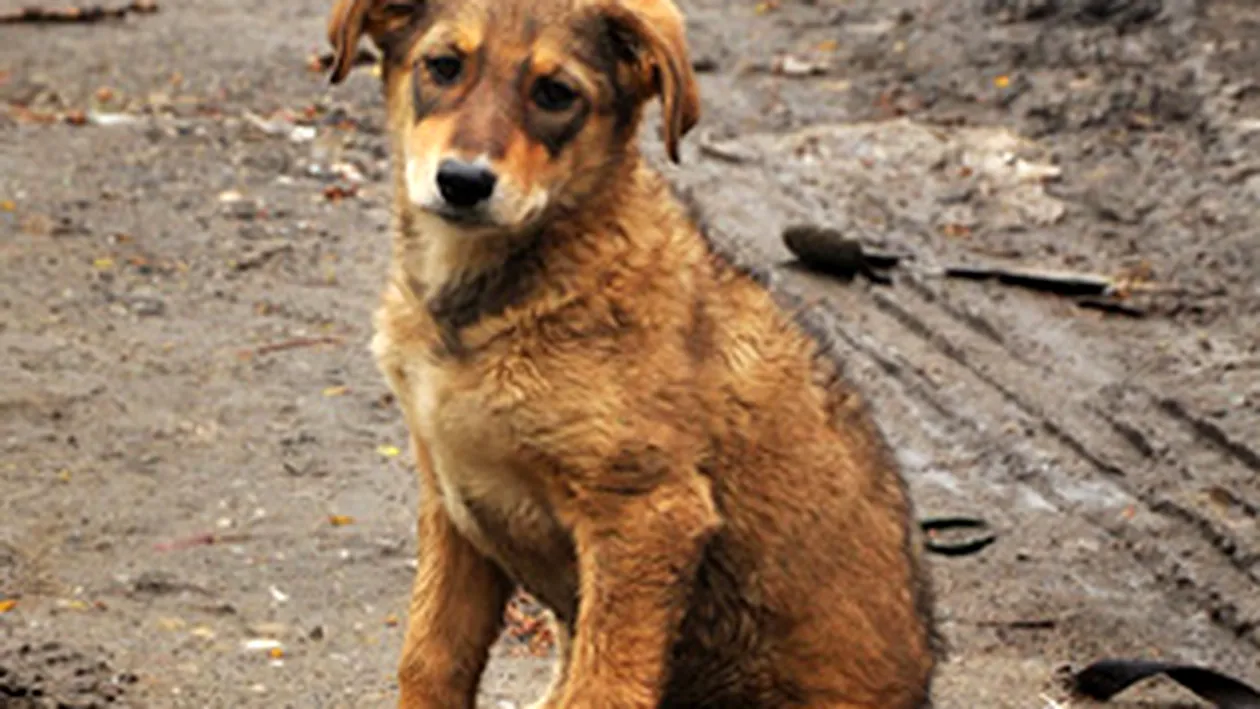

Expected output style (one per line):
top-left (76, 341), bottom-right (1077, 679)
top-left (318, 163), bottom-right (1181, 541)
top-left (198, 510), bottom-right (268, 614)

top-left (325, 0), bottom-right (938, 706)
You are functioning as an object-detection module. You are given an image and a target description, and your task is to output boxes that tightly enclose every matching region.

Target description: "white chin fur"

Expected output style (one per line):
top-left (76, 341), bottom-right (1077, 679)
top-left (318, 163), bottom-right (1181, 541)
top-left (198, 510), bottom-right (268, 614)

top-left (405, 156), bottom-right (437, 210)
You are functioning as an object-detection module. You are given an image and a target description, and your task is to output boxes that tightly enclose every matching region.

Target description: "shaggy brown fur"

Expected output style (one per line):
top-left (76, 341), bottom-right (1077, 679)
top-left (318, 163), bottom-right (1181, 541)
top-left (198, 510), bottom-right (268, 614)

top-left (325, 0), bottom-right (938, 706)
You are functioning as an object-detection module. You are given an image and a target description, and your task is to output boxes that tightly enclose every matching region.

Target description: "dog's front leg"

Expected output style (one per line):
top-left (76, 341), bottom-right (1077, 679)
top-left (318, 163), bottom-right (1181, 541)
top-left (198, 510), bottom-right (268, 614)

top-left (555, 474), bottom-right (720, 709)
top-left (398, 442), bottom-right (513, 709)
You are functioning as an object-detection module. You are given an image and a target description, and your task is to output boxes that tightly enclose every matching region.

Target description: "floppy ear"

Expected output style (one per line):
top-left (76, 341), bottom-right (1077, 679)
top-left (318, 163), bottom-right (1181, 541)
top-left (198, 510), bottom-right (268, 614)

top-left (601, 0), bottom-right (700, 163)
top-left (327, 0), bottom-right (373, 84)
top-left (326, 0), bottom-right (419, 84)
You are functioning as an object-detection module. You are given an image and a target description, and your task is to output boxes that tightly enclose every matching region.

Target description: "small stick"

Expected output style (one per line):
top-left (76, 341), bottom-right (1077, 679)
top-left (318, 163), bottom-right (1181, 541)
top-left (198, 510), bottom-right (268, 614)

top-left (248, 335), bottom-right (344, 357)
top-left (0, 1), bottom-right (158, 24)
top-left (153, 531), bottom-right (251, 552)
top-left (943, 265), bottom-right (1113, 297)
top-left (1075, 296), bottom-right (1146, 318)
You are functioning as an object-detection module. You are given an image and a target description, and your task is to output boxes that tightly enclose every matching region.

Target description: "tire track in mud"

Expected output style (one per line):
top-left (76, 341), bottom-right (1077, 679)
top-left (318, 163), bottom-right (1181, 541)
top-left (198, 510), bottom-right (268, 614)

top-left (783, 264), bottom-right (1260, 649)
top-left (669, 160), bottom-right (1258, 657)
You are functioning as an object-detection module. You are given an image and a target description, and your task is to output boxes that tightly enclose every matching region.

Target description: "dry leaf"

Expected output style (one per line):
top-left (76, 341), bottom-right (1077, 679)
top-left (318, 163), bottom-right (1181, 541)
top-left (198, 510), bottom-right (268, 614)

top-left (322, 385), bottom-right (349, 398)
top-left (93, 257), bottom-right (115, 270)
top-left (328, 514), bottom-right (355, 527)
top-left (774, 55), bottom-right (829, 77)
top-left (323, 184), bottom-right (359, 202)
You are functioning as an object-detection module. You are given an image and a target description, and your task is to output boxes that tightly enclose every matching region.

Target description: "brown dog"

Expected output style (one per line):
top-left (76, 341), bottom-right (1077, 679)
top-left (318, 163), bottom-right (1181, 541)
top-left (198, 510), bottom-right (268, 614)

top-left (325, 0), bottom-right (937, 706)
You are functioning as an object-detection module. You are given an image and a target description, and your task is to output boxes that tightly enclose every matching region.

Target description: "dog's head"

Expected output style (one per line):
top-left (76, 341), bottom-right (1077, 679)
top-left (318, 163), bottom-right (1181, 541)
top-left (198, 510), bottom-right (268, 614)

top-left (327, 0), bottom-right (699, 234)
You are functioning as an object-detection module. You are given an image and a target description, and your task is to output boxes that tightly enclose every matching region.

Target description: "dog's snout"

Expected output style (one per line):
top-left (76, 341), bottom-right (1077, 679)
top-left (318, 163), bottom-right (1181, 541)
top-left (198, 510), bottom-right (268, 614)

top-left (436, 159), bottom-right (497, 209)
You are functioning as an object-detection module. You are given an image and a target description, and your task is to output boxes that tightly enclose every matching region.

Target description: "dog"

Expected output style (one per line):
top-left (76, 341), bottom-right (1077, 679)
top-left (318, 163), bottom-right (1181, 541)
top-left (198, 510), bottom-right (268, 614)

top-left (325, 0), bottom-right (938, 706)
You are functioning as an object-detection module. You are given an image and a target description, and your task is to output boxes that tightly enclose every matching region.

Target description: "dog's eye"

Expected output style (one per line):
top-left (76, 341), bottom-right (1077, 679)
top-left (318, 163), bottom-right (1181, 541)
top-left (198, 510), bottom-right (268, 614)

top-left (531, 77), bottom-right (578, 112)
top-left (426, 56), bottom-right (463, 86)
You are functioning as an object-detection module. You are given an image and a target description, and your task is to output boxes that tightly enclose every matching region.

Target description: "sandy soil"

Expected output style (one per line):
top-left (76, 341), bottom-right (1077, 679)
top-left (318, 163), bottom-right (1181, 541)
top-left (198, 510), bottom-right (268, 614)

top-left (1, 0), bottom-right (1256, 707)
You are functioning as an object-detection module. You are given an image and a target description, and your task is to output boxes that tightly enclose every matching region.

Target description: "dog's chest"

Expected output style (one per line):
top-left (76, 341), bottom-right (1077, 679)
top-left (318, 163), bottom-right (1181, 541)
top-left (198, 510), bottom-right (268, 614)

top-left (401, 357), bottom-right (577, 612)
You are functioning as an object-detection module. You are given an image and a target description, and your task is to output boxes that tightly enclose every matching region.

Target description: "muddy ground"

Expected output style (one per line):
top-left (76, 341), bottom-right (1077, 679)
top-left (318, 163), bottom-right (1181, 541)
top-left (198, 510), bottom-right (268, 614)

top-left (1, 0), bottom-right (1257, 706)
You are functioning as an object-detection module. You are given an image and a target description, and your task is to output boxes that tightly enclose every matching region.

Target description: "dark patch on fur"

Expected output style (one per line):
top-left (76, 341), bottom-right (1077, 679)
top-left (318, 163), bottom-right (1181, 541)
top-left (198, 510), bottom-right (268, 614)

top-left (596, 442), bottom-right (672, 496)
top-left (458, 492), bottom-right (579, 622)
top-left (665, 538), bottom-right (798, 709)
top-left (412, 60), bottom-right (445, 120)
top-left (374, 6), bottom-right (429, 65)
top-left (685, 288), bottom-right (716, 363)
top-left (427, 233), bottom-right (546, 357)
top-left (571, 12), bottom-right (646, 137)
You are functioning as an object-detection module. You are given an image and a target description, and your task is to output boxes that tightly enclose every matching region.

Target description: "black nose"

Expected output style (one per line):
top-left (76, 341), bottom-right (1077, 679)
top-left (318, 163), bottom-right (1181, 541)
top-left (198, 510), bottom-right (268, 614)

top-left (435, 159), bottom-right (497, 208)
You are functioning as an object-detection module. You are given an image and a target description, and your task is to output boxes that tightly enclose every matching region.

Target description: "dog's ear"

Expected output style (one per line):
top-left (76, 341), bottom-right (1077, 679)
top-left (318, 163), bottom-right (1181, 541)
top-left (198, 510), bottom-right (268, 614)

top-left (600, 0), bottom-right (700, 163)
top-left (327, 0), bottom-right (420, 84)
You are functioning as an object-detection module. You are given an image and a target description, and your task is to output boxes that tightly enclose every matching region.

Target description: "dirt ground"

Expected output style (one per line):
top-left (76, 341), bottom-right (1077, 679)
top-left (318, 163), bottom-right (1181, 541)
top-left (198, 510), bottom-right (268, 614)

top-left (1, 0), bottom-right (1257, 706)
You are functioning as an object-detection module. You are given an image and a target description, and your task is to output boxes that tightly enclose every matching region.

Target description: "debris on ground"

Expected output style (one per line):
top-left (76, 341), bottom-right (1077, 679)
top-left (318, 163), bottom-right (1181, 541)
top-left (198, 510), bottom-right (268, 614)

top-left (771, 55), bottom-right (830, 78)
top-left (919, 517), bottom-right (998, 557)
top-left (242, 335), bottom-right (345, 358)
top-left (1069, 658), bottom-right (1260, 707)
top-left (502, 591), bottom-right (555, 657)
top-left (942, 264), bottom-right (1115, 296)
top-left (782, 224), bottom-right (903, 284)
top-left (152, 531), bottom-right (252, 552)
top-left (0, 0), bottom-right (158, 24)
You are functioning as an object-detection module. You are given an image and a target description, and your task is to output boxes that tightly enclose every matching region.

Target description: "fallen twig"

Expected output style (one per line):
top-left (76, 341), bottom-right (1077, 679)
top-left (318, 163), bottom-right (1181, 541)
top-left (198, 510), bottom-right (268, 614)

top-left (942, 264), bottom-right (1114, 297)
top-left (971, 617), bottom-right (1062, 630)
top-left (1070, 658), bottom-right (1260, 707)
top-left (246, 335), bottom-right (345, 357)
top-left (1074, 296), bottom-right (1146, 318)
top-left (153, 531), bottom-right (251, 552)
top-left (0, 0), bottom-right (158, 24)
top-left (782, 225), bottom-right (1174, 319)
